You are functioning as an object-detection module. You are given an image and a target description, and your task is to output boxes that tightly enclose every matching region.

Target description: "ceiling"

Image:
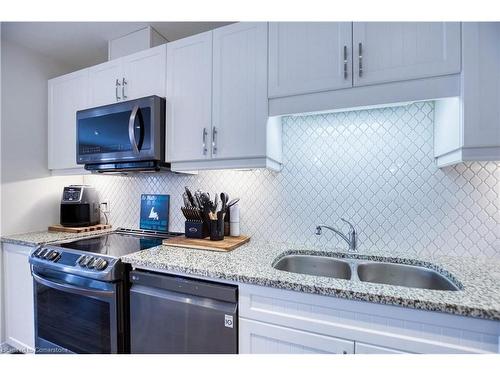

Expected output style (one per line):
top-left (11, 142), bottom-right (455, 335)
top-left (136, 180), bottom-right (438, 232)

top-left (1, 22), bottom-right (233, 70)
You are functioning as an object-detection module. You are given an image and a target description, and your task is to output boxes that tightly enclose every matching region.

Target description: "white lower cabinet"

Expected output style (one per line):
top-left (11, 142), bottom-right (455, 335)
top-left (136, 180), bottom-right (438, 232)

top-left (240, 318), bottom-right (354, 354)
top-left (2, 243), bottom-right (35, 352)
top-left (238, 284), bottom-right (500, 354)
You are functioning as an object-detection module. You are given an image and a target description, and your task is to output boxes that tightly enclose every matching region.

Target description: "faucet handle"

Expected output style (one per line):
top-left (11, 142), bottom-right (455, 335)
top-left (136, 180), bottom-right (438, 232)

top-left (340, 218), bottom-right (355, 233)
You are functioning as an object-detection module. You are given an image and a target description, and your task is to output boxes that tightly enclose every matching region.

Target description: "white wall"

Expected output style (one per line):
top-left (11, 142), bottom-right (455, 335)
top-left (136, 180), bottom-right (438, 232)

top-left (0, 32), bottom-right (83, 236)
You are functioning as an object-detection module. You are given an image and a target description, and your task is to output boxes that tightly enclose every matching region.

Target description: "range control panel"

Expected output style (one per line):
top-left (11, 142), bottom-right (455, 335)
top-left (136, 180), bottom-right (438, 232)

top-left (62, 186), bottom-right (82, 202)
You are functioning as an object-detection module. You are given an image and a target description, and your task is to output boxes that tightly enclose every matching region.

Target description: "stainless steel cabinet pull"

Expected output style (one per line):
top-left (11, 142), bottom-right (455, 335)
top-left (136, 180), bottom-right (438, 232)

top-left (343, 45), bottom-right (348, 80)
top-left (122, 77), bottom-right (127, 99)
top-left (358, 42), bottom-right (363, 77)
top-left (202, 127), bottom-right (208, 155)
top-left (115, 79), bottom-right (121, 101)
top-left (212, 127), bottom-right (217, 155)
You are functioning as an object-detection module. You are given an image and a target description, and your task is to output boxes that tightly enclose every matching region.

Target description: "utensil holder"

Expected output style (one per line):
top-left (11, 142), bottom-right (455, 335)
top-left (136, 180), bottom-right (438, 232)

top-left (209, 213), bottom-right (224, 241)
top-left (185, 220), bottom-right (209, 239)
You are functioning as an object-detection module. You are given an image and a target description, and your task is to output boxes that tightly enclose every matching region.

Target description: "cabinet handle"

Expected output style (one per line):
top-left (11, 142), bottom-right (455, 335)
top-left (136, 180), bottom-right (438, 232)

top-left (202, 127), bottom-right (208, 155)
top-left (358, 42), bottom-right (363, 77)
top-left (212, 127), bottom-right (217, 155)
top-left (343, 45), bottom-right (348, 80)
top-left (115, 79), bottom-right (121, 101)
top-left (122, 77), bottom-right (127, 100)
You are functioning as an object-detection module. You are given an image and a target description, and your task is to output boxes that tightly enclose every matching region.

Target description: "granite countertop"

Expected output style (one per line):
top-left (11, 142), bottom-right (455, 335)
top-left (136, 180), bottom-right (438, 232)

top-left (0, 228), bottom-right (115, 247)
top-left (122, 241), bottom-right (500, 321)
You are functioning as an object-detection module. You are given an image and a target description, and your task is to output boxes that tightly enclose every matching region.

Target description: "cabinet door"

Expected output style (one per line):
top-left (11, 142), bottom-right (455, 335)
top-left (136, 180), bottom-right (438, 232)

top-left (3, 244), bottom-right (35, 352)
top-left (48, 70), bottom-right (89, 169)
top-left (353, 22), bottom-right (461, 86)
top-left (268, 22), bottom-right (353, 98)
top-left (122, 44), bottom-right (167, 101)
top-left (212, 22), bottom-right (268, 160)
top-left (462, 22), bottom-right (500, 149)
top-left (240, 318), bottom-right (354, 354)
top-left (88, 59), bottom-right (122, 107)
top-left (166, 32), bottom-right (212, 162)
top-left (355, 342), bottom-right (410, 354)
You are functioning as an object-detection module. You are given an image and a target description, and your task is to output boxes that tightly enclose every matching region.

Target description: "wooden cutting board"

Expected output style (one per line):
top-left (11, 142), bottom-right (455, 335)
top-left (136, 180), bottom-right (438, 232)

top-left (48, 224), bottom-right (112, 233)
top-left (163, 235), bottom-right (250, 252)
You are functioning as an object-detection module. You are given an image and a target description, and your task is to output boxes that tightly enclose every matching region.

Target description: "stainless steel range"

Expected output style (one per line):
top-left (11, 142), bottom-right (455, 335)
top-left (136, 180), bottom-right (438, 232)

top-left (29, 228), bottom-right (181, 354)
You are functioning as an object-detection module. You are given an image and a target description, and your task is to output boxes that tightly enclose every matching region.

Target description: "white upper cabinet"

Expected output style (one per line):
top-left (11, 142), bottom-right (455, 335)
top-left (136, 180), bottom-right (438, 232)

top-left (434, 22), bottom-right (500, 167)
top-left (121, 44), bottom-right (167, 100)
top-left (48, 69), bottom-right (89, 170)
top-left (88, 59), bottom-right (123, 107)
top-left (169, 22), bottom-right (282, 171)
top-left (212, 22), bottom-right (269, 160)
top-left (88, 44), bottom-right (166, 107)
top-left (49, 45), bottom-right (167, 171)
top-left (268, 22), bottom-right (353, 98)
top-left (166, 31), bottom-right (213, 163)
top-left (353, 22), bottom-right (461, 86)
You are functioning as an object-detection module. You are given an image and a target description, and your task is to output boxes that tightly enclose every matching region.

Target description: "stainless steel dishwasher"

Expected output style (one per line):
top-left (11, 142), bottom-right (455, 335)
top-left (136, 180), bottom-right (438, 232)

top-left (129, 270), bottom-right (238, 353)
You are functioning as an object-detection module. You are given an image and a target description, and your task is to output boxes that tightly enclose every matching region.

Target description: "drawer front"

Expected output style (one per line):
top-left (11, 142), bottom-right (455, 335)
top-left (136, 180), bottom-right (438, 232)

top-left (240, 318), bottom-right (354, 354)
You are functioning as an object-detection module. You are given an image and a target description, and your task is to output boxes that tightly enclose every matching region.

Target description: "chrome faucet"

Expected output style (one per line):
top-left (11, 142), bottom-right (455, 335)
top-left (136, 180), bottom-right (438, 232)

top-left (315, 218), bottom-right (357, 251)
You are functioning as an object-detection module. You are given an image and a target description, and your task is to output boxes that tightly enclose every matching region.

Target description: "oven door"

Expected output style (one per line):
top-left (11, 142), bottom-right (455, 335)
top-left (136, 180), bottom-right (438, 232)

top-left (32, 267), bottom-right (124, 354)
top-left (76, 95), bottom-right (165, 165)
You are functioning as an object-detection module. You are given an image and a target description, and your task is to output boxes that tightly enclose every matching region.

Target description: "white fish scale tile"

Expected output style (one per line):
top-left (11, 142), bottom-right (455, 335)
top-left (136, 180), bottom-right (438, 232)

top-left (84, 101), bottom-right (500, 258)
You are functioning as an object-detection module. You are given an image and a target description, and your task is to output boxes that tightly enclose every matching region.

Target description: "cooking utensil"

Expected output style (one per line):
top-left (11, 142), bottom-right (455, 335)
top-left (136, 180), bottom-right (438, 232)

top-left (220, 192), bottom-right (227, 215)
top-left (213, 194), bottom-right (219, 214)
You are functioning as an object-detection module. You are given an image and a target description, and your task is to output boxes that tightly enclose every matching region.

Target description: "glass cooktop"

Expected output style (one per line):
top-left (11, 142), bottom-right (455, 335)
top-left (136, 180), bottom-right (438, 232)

top-left (56, 229), bottom-right (181, 258)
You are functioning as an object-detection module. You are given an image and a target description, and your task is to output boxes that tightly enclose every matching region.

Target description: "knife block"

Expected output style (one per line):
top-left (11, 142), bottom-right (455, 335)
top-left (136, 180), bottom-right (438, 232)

top-left (185, 220), bottom-right (209, 239)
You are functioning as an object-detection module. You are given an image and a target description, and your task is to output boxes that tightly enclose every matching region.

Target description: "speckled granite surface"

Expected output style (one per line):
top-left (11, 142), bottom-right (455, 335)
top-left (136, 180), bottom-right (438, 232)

top-left (0, 228), bottom-right (115, 247)
top-left (122, 241), bottom-right (500, 321)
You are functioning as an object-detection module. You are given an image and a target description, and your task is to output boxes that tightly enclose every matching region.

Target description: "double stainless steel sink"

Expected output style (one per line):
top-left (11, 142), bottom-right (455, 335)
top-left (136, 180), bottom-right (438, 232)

top-left (273, 253), bottom-right (460, 291)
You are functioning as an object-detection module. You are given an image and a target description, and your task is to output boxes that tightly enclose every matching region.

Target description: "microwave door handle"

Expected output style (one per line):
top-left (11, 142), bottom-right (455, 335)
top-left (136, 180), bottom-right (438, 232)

top-left (32, 272), bottom-right (114, 299)
top-left (128, 105), bottom-right (143, 155)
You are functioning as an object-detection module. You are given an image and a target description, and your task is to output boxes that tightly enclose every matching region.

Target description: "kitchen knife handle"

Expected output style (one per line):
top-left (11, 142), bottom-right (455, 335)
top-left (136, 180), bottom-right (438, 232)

top-left (202, 127), bottom-right (208, 155)
top-left (212, 127), bottom-right (217, 155)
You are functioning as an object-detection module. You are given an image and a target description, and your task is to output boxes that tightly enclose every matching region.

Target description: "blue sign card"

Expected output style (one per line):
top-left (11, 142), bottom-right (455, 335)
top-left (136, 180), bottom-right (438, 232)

top-left (140, 194), bottom-right (170, 232)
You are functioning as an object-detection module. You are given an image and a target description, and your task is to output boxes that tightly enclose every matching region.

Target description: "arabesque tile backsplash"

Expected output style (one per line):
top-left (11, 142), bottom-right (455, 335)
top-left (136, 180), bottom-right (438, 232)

top-left (84, 101), bottom-right (500, 258)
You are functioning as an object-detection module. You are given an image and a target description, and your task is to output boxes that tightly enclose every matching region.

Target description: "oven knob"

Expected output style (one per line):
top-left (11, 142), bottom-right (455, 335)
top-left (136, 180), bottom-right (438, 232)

top-left (78, 255), bottom-right (90, 267)
top-left (86, 257), bottom-right (97, 269)
top-left (93, 258), bottom-right (103, 269)
top-left (47, 250), bottom-right (59, 261)
top-left (95, 260), bottom-right (108, 271)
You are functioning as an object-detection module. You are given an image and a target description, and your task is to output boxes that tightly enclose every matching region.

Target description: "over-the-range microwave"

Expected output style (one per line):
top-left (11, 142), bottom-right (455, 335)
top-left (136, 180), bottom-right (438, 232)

top-left (76, 95), bottom-right (168, 173)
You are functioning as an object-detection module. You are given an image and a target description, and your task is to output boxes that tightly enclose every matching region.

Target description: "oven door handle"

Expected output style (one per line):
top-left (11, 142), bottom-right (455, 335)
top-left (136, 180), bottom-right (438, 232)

top-left (32, 272), bottom-right (115, 298)
top-left (128, 105), bottom-right (144, 155)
